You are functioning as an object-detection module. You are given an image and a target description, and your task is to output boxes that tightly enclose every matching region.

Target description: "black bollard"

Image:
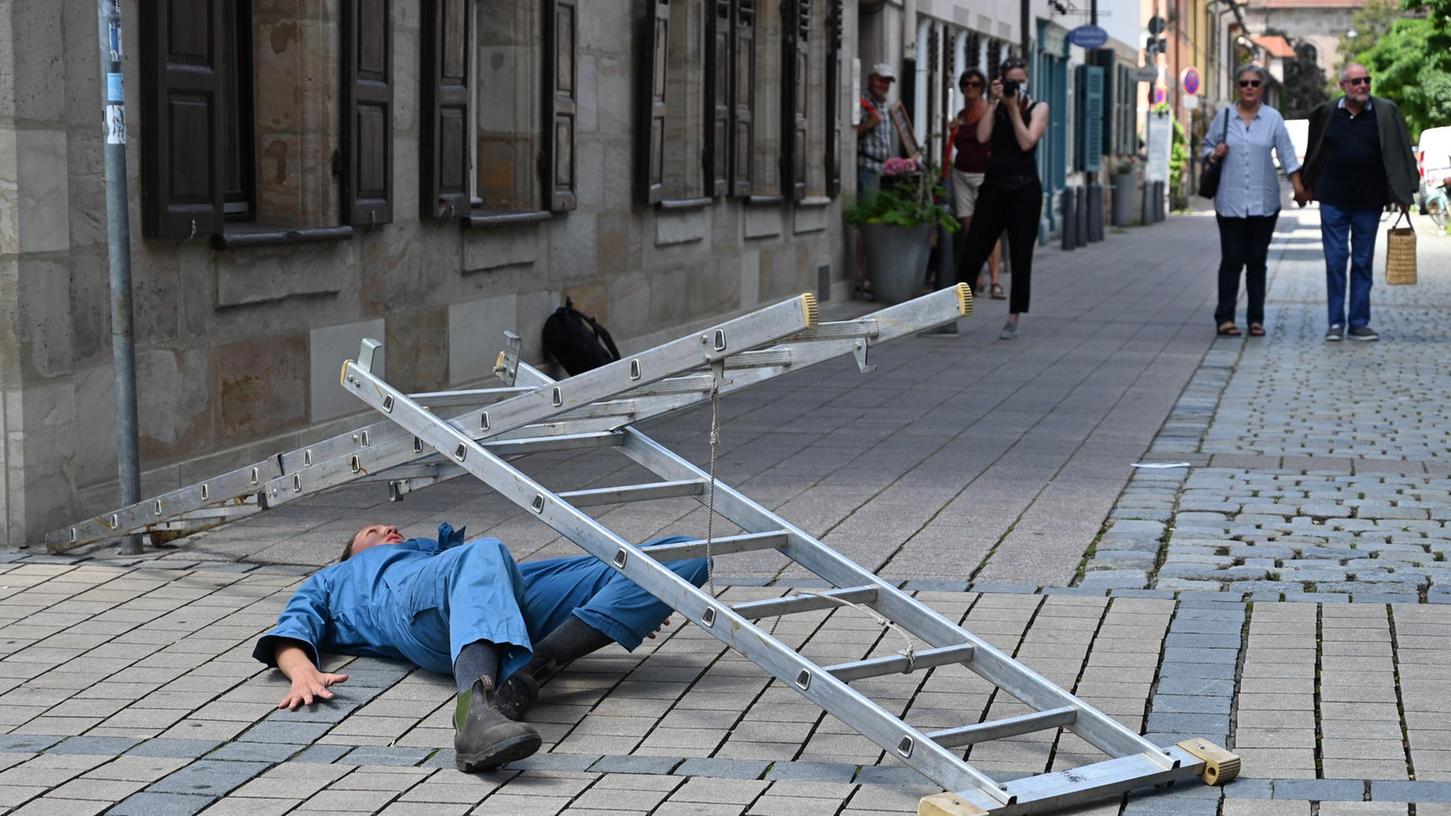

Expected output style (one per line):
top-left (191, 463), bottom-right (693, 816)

top-left (1087, 182), bottom-right (1104, 242)
top-left (1075, 185), bottom-right (1088, 247)
top-left (1061, 188), bottom-right (1078, 250)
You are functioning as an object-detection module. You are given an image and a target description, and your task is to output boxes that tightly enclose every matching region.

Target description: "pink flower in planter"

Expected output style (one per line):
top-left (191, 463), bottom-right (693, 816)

top-left (882, 157), bottom-right (922, 177)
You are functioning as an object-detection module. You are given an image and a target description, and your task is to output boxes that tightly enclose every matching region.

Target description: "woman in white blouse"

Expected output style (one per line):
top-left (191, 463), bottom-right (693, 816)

top-left (1203, 64), bottom-right (1309, 337)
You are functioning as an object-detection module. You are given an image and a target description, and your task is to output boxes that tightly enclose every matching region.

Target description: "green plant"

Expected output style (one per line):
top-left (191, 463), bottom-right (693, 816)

top-left (846, 161), bottom-right (961, 232)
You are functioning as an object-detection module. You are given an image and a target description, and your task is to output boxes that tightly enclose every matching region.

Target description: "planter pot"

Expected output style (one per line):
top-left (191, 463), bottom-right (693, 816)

top-left (861, 222), bottom-right (934, 305)
top-left (1112, 172), bottom-right (1135, 226)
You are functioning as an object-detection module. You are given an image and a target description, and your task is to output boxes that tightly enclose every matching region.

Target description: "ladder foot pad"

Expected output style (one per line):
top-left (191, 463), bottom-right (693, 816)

top-left (919, 792), bottom-right (988, 816)
top-left (1177, 738), bottom-right (1241, 786)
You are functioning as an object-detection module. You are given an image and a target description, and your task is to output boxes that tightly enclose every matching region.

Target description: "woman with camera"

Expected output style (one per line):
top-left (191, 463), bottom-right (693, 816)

top-left (954, 57), bottom-right (1049, 340)
top-left (1202, 63), bottom-right (1307, 338)
top-left (944, 68), bottom-right (1004, 300)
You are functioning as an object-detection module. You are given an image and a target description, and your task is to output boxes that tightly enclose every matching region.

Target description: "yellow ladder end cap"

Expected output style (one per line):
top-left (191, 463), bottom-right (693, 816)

top-left (955, 283), bottom-right (974, 317)
top-left (800, 292), bottom-right (820, 328)
top-left (1177, 738), bottom-right (1241, 786)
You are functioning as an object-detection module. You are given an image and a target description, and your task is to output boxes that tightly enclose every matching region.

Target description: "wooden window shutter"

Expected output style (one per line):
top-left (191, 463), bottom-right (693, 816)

top-left (546, 0), bottom-right (579, 211)
top-left (421, 0), bottom-right (471, 220)
top-left (140, 0), bottom-right (225, 239)
top-left (783, 0), bottom-right (808, 202)
top-left (704, 0), bottom-right (732, 197)
top-left (640, 0), bottom-right (670, 205)
top-left (343, 0), bottom-right (394, 227)
top-left (731, 0), bottom-right (755, 196)
top-left (824, 0), bottom-right (841, 196)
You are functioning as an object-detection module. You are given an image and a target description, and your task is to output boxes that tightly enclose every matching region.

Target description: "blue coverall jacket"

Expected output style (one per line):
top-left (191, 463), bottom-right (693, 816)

top-left (252, 524), bottom-right (707, 682)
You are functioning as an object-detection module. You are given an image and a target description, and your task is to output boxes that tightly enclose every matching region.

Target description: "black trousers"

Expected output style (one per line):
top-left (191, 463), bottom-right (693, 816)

top-left (956, 177), bottom-right (1042, 314)
top-left (1214, 213), bottom-right (1279, 326)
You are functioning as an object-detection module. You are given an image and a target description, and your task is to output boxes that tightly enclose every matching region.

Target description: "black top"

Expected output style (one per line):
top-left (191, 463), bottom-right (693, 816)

top-left (1314, 103), bottom-right (1386, 208)
top-left (985, 99), bottom-right (1040, 179)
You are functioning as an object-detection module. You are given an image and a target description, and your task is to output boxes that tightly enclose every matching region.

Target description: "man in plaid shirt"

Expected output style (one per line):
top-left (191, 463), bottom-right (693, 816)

top-left (856, 63), bottom-right (898, 198)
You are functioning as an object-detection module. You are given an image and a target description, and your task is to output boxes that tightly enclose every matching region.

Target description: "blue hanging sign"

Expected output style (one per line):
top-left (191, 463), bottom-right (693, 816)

top-left (1067, 25), bottom-right (1110, 49)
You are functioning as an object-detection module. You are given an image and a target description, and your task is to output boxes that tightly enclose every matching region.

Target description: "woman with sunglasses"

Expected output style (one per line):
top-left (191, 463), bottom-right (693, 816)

top-left (1202, 64), bottom-right (1308, 338)
top-left (955, 57), bottom-right (1049, 340)
top-left (944, 69), bottom-right (1004, 301)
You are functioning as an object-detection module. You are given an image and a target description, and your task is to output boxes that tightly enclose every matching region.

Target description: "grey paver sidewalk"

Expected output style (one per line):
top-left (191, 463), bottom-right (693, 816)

top-left (8, 207), bottom-right (1451, 814)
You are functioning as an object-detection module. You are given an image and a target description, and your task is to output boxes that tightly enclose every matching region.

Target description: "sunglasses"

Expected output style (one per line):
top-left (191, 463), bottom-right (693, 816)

top-left (1238, 79), bottom-right (1262, 88)
top-left (964, 80), bottom-right (983, 88)
top-left (1345, 76), bottom-right (1372, 86)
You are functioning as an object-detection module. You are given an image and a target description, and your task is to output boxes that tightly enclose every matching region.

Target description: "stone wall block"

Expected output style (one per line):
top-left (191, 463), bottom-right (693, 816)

top-left (15, 129), bottom-right (71, 254)
top-left (17, 257), bottom-right (76, 381)
top-left (215, 242), bottom-right (352, 309)
top-left (0, 127), bottom-right (19, 256)
top-left (462, 223), bottom-right (540, 274)
top-left (448, 294), bottom-right (519, 384)
top-left (61, 0), bottom-right (103, 128)
top-left (393, 134), bottom-right (421, 220)
top-left (310, 318), bottom-right (385, 422)
top-left (65, 131), bottom-right (108, 250)
top-left (10, 379), bottom-right (81, 547)
top-left (563, 281), bottom-right (609, 326)
top-left (72, 363), bottom-right (119, 490)
top-left (67, 250), bottom-right (110, 369)
top-left (607, 272), bottom-right (652, 341)
top-left (392, 1), bottom-right (420, 132)
top-left (576, 138), bottom-right (606, 211)
top-left (362, 224), bottom-right (453, 315)
top-left (213, 332), bottom-right (309, 443)
top-left (0, 260), bottom-right (21, 389)
top-left (594, 212), bottom-right (630, 278)
top-left (9, 0), bottom-right (65, 122)
top-left (138, 347), bottom-right (211, 464)
top-left (512, 289), bottom-right (554, 365)
top-left (599, 135), bottom-right (635, 211)
top-left (384, 307), bottom-right (448, 394)
top-left (546, 212), bottom-right (598, 284)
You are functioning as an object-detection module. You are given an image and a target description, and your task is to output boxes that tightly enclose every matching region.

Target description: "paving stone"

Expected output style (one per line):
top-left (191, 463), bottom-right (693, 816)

top-left (147, 760), bottom-right (271, 797)
top-left (675, 758), bottom-right (769, 779)
top-left (1272, 779), bottom-right (1368, 801)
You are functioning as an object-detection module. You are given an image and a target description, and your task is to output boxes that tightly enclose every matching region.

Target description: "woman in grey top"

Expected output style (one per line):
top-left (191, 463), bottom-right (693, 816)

top-left (1202, 64), bottom-right (1309, 337)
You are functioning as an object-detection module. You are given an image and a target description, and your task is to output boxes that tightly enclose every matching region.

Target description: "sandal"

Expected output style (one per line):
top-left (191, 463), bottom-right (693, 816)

top-left (1248, 323), bottom-right (1265, 337)
top-left (1216, 322), bottom-right (1242, 337)
top-left (991, 284), bottom-right (1006, 300)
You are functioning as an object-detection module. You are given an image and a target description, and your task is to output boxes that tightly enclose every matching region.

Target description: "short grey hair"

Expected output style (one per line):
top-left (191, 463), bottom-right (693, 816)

top-left (1340, 62), bottom-right (1369, 81)
top-left (1235, 63), bottom-right (1268, 83)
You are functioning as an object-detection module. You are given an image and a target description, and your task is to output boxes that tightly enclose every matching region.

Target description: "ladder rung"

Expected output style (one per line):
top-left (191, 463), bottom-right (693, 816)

top-left (732, 586), bottom-right (877, 620)
top-left (928, 706), bottom-right (1079, 749)
top-left (641, 531), bottom-right (789, 561)
top-left (557, 479), bottom-right (703, 508)
top-left (825, 643), bottom-right (976, 683)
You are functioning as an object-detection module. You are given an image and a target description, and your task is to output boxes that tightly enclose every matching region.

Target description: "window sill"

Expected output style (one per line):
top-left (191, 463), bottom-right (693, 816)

top-left (797, 196), bottom-right (832, 208)
top-left (212, 224), bottom-right (354, 250)
top-left (465, 211), bottom-right (552, 229)
top-left (657, 197), bottom-right (713, 211)
top-left (746, 194), bottom-right (785, 206)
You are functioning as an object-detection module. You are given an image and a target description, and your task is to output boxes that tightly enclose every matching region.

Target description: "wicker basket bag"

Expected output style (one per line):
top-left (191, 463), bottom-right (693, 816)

top-left (1385, 211), bottom-right (1417, 285)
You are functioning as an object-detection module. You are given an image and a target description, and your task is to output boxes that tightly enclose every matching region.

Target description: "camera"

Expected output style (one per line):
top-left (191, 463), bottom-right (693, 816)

top-left (1002, 79), bottom-right (1020, 97)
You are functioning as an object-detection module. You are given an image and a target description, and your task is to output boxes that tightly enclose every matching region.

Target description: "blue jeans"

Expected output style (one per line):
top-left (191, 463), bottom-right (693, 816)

top-left (1321, 202), bottom-right (1381, 329)
top-left (857, 166), bottom-right (880, 198)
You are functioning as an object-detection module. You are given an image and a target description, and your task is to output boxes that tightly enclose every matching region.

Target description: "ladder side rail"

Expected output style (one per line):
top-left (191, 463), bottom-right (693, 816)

top-left (343, 355), bottom-right (1013, 807)
top-left (615, 429), bottom-right (1172, 766)
top-left (45, 456), bottom-right (284, 552)
top-left (946, 745), bottom-right (1210, 815)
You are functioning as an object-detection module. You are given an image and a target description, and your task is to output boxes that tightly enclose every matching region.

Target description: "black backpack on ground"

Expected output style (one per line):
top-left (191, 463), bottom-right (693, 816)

top-left (542, 298), bottom-right (622, 376)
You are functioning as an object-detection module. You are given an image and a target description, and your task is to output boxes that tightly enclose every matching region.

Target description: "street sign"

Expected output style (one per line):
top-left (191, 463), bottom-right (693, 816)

top-left (1152, 85), bottom-right (1167, 105)
top-left (1068, 24), bottom-right (1109, 49)
top-left (1181, 67), bottom-right (1201, 96)
top-left (1146, 109), bottom-right (1172, 183)
top-left (1184, 95), bottom-right (1200, 110)
top-left (1133, 65), bottom-right (1158, 81)
top-left (1148, 15), bottom-right (1167, 35)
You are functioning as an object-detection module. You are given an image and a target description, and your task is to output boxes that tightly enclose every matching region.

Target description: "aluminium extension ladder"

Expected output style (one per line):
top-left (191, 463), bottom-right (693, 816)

top-left (53, 286), bottom-right (1237, 814)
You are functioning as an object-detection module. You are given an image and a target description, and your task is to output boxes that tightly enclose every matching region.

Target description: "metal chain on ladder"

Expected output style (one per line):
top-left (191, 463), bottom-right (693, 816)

top-left (703, 362), bottom-right (724, 598)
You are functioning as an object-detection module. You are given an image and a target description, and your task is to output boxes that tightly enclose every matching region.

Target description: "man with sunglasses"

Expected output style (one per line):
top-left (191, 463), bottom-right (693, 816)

top-left (1298, 64), bottom-right (1419, 342)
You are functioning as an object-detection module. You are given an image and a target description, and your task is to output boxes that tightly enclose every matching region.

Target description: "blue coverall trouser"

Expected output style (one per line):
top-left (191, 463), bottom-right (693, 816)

top-left (391, 536), bottom-right (707, 681)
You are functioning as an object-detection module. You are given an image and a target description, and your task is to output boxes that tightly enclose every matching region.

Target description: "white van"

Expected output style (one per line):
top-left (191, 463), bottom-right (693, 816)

top-left (1418, 126), bottom-right (1451, 212)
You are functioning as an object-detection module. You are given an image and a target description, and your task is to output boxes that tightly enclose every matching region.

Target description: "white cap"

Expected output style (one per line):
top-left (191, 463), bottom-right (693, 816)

top-left (871, 63), bottom-right (897, 80)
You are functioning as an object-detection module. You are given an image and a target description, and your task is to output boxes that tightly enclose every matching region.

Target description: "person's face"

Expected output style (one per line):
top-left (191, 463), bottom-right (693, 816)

top-left (350, 524), bottom-right (405, 556)
top-left (961, 75), bottom-right (984, 100)
top-left (1004, 67), bottom-right (1028, 89)
top-left (1236, 72), bottom-right (1263, 104)
top-left (1339, 66), bottom-right (1372, 103)
top-left (869, 74), bottom-right (894, 98)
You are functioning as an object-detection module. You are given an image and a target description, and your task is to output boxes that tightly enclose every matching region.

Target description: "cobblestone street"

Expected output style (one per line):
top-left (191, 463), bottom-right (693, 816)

top-left (4, 204), bottom-right (1451, 815)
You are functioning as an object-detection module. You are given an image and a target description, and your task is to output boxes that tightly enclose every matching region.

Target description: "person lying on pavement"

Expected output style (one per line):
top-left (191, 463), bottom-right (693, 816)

top-left (252, 522), bottom-right (707, 772)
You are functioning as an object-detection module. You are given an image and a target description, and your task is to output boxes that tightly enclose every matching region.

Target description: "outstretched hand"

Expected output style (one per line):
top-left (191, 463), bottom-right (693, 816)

top-left (647, 617), bottom-right (673, 640)
top-left (279, 667), bottom-right (350, 710)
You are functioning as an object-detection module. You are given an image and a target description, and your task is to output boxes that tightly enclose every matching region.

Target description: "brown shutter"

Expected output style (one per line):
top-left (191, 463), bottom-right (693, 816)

top-left (704, 0), bottom-right (732, 197)
top-left (825, 0), bottom-right (842, 196)
top-left (731, 0), bottom-right (755, 196)
top-left (640, 0), bottom-right (670, 205)
top-left (784, 0), bottom-right (808, 202)
top-left (140, 0), bottom-right (224, 239)
top-left (343, 0), bottom-right (394, 226)
top-left (421, 0), bottom-right (471, 220)
top-left (545, 0), bottom-right (579, 211)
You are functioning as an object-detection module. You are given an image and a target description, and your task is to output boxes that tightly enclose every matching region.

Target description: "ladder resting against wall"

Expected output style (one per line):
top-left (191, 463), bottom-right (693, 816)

top-left (53, 286), bottom-right (1237, 815)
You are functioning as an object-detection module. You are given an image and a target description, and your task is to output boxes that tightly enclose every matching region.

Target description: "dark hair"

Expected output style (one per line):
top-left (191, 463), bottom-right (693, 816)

top-left (959, 68), bottom-right (987, 91)
top-left (1000, 56), bottom-right (1029, 76)
top-left (340, 530), bottom-right (360, 562)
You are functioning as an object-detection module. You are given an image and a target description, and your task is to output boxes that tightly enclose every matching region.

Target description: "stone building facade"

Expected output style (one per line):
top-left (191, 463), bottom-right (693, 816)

top-left (0, 0), bottom-right (857, 547)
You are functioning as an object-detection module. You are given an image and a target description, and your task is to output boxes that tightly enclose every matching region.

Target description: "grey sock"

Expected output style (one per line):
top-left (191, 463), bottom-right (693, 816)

top-left (454, 640), bottom-right (501, 695)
